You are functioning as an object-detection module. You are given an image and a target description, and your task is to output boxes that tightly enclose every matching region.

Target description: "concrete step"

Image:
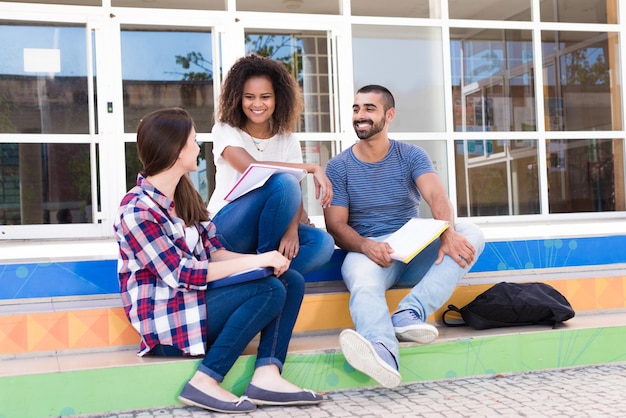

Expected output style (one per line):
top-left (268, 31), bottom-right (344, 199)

top-left (1, 309), bottom-right (626, 418)
top-left (3, 268), bottom-right (626, 358)
top-left (3, 268), bottom-right (626, 418)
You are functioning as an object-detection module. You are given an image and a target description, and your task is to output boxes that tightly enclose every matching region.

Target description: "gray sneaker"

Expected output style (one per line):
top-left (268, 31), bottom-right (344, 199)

top-left (391, 309), bottom-right (439, 344)
top-left (339, 329), bottom-right (401, 388)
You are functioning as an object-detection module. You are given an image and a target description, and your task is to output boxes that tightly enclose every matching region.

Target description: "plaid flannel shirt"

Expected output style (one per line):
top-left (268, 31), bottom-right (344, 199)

top-left (113, 175), bottom-right (223, 356)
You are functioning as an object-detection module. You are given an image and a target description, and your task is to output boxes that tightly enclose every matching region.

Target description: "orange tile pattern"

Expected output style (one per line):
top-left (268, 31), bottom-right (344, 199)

top-left (0, 308), bottom-right (139, 355)
top-left (2, 275), bottom-right (626, 356)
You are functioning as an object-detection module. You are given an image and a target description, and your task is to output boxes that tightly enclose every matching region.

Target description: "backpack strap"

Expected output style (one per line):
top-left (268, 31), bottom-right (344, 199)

top-left (442, 304), bottom-right (467, 327)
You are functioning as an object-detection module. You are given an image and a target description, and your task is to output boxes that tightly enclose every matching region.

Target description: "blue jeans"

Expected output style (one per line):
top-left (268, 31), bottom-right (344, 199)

top-left (151, 269), bottom-right (305, 383)
top-left (212, 173), bottom-right (335, 275)
top-left (341, 222), bottom-right (485, 359)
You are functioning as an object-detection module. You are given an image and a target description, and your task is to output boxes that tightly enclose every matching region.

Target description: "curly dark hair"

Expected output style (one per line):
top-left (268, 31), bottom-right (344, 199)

top-left (217, 54), bottom-right (303, 136)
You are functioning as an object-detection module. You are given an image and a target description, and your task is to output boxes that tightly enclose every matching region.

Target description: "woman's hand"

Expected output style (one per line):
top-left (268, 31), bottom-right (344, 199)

top-left (311, 166), bottom-right (333, 208)
top-left (258, 250), bottom-right (291, 277)
top-left (279, 224), bottom-right (300, 261)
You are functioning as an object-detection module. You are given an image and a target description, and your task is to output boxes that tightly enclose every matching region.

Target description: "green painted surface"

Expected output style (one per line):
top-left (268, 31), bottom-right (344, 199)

top-left (2, 326), bottom-right (626, 418)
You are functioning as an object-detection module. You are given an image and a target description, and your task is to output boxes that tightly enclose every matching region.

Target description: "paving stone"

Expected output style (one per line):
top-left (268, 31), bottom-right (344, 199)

top-left (75, 363), bottom-right (626, 418)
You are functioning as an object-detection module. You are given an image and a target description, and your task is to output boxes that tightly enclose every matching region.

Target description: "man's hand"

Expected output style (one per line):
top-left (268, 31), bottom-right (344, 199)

top-left (437, 229), bottom-right (476, 268)
top-left (362, 239), bottom-right (395, 267)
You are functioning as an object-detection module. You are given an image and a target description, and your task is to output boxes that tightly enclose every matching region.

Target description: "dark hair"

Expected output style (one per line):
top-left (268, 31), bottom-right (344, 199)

top-left (218, 54), bottom-right (303, 135)
top-left (356, 84), bottom-right (395, 112)
top-left (136, 108), bottom-right (209, 225)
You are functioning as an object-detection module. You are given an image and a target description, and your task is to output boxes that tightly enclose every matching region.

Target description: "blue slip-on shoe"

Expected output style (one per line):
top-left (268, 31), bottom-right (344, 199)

top-left (178, 382), bottom-right (257, 414)
top-left (244, 383), bottom-right (324, 406)
top-left (391, 309), bottom-right (439, 344)
top-left (339, 328), bottom-right (401, 388)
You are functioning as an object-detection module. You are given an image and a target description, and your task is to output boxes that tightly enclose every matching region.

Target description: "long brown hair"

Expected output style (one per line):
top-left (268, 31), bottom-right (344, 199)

top-left (136, 108), bottom-right (209, 225)
top-left (218, 54), bottom-right (303, 136)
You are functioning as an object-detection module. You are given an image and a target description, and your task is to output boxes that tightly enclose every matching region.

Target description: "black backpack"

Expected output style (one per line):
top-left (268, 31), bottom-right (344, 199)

top-left (442, 282), bottom-right (575, 330)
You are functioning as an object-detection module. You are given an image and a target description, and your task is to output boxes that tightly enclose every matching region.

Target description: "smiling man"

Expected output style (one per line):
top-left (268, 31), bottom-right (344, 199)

top-left (323, 84), bottom-right (485, 388)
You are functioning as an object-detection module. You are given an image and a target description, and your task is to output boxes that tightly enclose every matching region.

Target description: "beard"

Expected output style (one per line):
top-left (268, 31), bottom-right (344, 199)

top-left (353, 117), bottom-right (386, 140)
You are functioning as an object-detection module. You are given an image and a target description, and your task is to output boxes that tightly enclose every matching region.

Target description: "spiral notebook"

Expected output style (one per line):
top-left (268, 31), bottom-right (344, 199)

top-left (207, 267), bottom-right (274, 289)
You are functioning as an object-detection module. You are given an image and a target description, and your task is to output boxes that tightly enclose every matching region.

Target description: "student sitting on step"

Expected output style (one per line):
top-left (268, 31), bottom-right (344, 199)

top-left (113, 107), bottom-right (323, 414)
top-left (324, 85), bottom-right (485, 389)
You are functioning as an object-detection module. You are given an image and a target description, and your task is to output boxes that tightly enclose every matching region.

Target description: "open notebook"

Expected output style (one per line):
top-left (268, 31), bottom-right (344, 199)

top-left (207, 267), bottom-right (274, 289)
top-left (224, 163), bottom-right (307, 202)
top-left (384, 218), bottom-right (450, 263)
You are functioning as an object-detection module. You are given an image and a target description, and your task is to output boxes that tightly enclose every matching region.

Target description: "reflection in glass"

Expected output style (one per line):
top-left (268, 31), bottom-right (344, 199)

top-left (352, 25), bottom-right (445, 132)
top-left (245, 32), bottom-right (331, 133)
top-left (548, 139), bottom-right (624, 213)
top-left (352, 0), bottom-right (438, 18)
top-left (0, 143), bottom-right (92, 225)
top-left (238, 0), bottom-right (339, 14)
top-left (540, 0), bottom-right (617, 24)
top-left (455, 139), bottom-right (539, 216)
top-left (121, 29), bottom-right (214, 133)
top-left (0, 23), bottom-right (90, 134)
top-left (449, 0), bottom-right (530, 21)
top-left (451, 28), bottom-right (535, 132)
top-left (300, 141), bottom-right (335, 217)
top-left (542, 31), bottom-right (620, 131)
top-left (113, 0), bottom-right (225, 10)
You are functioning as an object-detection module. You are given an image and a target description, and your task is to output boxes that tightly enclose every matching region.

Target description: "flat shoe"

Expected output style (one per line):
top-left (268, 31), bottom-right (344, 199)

top-left (178, 382), bottom-right (256, 413)
top-left (244, 383), bottom-right (324, 406)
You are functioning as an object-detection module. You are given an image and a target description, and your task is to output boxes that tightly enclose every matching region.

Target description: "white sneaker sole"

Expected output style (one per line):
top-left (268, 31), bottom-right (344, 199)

top-left (394, 323), bottom-right (439, 344)
top-left (339, 329), bottom-right (401, 389)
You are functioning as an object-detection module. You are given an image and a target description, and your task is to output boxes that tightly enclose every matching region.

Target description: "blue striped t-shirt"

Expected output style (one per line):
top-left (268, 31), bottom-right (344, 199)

top-left (326, 140), bottom-right (435, 237)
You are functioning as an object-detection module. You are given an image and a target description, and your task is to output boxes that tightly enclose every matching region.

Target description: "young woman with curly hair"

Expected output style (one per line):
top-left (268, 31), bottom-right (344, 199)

top-left (207, 54), bottom-right (334, 275)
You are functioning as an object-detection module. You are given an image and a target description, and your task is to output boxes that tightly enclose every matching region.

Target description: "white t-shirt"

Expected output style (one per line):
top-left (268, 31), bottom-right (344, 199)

top-left (207, 122), bottom-right (303, 217)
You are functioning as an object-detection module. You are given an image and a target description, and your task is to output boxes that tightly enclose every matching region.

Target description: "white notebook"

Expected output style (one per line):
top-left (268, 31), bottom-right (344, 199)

top-left (384, 218), bottom-right (450, 263)
top-left (224, 163), bottom-right (307, 202)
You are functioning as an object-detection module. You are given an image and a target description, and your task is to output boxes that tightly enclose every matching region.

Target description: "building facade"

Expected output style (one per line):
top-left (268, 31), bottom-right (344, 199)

top-left (1, 0), bottom-right (626, 296)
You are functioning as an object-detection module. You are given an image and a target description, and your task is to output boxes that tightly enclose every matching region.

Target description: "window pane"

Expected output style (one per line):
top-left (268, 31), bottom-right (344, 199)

top-left (540, 0), bottom-right (618, 24)
top-left (542, 31), bottom-right (621, 131)
top-left (352, 0), bottom-right (439, 18)
top-left (451, 28), bottom-right (535, 132)
top-left (245, 32), bottom-right (332, 133)
top-left (455, 139), bottom-right (540, 216)
top-left (113, 0), bottom-right (225, 10)
top-left (352, 25), bottom-right (445, 132)
top-left (548, 138), bottom-right (624, 213)
top-left (0, 23), bottom-right (90, 134)
top-left (0, 143), bottom-right (92, 225)
top-left (301, 140), bottom-right (336, 217)
top-left (449, 0), bottom-right (531, 21)
top-left (121, 29), bottom-right (214, 133)
top-left (16, 0), bottom-right (100, 5)
top-left (238, 0), bottom-right (340, 14)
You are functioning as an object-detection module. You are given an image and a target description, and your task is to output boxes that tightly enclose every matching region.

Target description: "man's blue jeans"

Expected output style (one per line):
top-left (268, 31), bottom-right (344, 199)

top-left (151, 269), bottom-right (305, 383)
top-left (341, 222), bottom-right (485, 359)
top-left (212, 173), bottom-right (335, 275)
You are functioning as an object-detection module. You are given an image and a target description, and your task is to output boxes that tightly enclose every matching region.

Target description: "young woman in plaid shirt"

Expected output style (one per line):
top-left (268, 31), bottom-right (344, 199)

top-left (114, 108), bottom-right (323, 413)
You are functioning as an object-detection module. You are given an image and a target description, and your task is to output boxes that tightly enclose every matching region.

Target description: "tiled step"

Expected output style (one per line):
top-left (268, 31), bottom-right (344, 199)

top-left (3, 270), bottom-right (626, 417)
top-left (1, 309), bottom-right (626, 418)
top-left (3, 270), bottom-right (626, 357)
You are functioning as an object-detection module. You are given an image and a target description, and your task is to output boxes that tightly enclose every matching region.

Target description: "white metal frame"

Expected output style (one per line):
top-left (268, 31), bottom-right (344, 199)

top-left (0, 0), bottom-right (625, 247)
